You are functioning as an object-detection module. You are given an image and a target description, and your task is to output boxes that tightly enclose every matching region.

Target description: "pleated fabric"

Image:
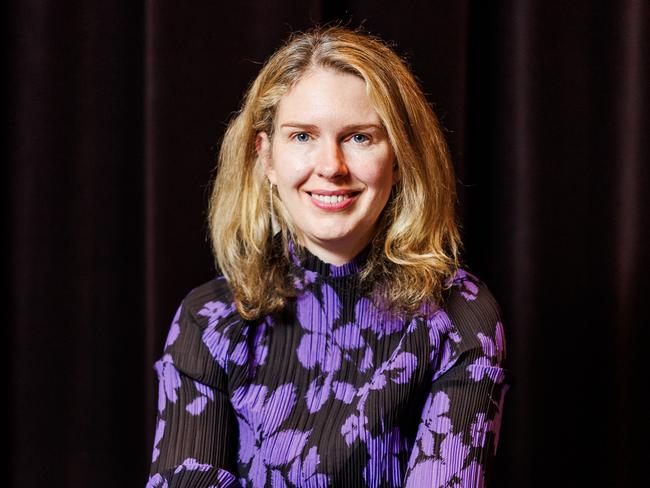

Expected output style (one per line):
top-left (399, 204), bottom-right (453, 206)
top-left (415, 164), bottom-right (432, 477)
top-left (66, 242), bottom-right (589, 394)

top-left (147, 243), bottom-right (509, 487)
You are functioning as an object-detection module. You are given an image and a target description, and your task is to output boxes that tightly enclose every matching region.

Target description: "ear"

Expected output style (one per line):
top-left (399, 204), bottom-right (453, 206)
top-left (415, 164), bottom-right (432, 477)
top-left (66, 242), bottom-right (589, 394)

top-left (256, 131), bottom-right (276, 184)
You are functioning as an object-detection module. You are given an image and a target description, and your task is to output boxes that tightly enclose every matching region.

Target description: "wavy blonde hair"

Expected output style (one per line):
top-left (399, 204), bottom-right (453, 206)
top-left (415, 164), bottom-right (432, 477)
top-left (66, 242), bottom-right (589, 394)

top-left (208, 24), bottom-right (461, 320)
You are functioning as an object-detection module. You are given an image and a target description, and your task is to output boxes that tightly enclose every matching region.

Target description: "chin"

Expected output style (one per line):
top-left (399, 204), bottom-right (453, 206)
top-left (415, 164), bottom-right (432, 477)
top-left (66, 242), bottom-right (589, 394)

top-left (320, 221), bottom-right (357, 236)
top-left (311, 232), bottom-right (353, 244)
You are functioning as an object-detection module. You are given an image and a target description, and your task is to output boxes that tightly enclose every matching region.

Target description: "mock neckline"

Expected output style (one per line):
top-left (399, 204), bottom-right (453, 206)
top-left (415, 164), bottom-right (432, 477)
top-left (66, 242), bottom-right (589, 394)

top-left (288, 237), bottom-right (371, 277)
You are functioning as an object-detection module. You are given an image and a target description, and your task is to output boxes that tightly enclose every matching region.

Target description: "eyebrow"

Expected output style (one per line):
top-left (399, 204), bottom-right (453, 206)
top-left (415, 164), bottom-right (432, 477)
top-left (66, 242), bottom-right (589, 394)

top-left (279, 122), bottom-right (385, 132)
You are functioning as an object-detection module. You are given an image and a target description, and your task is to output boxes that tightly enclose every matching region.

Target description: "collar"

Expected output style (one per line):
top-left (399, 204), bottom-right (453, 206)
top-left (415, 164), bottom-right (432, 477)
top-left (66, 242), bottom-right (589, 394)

top-left (288, 237), bottom-right (371, 277)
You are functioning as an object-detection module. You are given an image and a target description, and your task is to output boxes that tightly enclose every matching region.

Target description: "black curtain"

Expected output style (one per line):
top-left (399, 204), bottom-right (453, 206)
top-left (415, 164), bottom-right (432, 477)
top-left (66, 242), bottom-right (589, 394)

top-left (8, 1), bottom-right (649, 486)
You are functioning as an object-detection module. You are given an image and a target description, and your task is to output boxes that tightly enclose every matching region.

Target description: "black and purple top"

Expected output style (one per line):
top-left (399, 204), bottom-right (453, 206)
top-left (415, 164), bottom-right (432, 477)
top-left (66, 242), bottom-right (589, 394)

top-left (147, 243), bottom-right (509, 487)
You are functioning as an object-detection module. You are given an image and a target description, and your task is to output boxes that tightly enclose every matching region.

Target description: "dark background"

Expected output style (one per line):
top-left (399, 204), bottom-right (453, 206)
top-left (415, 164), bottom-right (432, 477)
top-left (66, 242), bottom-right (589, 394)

top-left (8, 1), bottom-right (649, 487)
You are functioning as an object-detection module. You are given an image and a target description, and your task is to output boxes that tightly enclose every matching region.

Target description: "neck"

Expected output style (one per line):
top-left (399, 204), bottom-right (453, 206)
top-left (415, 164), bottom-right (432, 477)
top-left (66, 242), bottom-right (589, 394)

top-left (297, 236), bottom-right (372, 266)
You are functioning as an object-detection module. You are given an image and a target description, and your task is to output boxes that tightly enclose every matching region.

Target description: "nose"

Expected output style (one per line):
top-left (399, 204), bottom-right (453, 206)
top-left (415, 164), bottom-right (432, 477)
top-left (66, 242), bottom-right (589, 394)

top-left (314, 138), bottom-right (348, 179)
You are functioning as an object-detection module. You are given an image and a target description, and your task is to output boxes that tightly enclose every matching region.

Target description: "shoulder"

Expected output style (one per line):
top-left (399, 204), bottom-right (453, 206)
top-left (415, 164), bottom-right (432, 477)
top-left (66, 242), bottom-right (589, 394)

top-left (177, 275), bottom-right (239, 330)
top-left (159, 275), bottom-right (244, 384)
top-left (440, 269), bottom-right (506, 363)
top-left (444, 269), bottom-right (502, 334)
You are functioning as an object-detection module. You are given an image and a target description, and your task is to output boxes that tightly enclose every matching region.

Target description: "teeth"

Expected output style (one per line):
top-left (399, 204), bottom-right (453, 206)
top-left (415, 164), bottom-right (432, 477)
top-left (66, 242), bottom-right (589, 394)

top-left (312, 193), bottom-right (351, 204)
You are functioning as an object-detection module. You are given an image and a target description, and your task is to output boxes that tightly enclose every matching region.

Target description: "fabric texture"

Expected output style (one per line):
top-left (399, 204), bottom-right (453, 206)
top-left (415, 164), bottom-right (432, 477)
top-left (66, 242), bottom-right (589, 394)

top-left (147, 242), bottom-right (509, 487)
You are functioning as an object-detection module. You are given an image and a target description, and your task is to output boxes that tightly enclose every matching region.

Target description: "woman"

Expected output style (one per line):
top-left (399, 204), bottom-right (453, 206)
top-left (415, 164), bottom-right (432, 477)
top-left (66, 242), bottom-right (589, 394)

top-left (147, 25), bottom-right (508, 488)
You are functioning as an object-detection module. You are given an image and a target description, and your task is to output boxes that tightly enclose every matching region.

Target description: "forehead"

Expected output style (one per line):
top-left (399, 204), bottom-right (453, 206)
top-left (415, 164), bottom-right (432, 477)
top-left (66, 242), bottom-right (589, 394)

top-left (275, 68), bottom-right (382, 126)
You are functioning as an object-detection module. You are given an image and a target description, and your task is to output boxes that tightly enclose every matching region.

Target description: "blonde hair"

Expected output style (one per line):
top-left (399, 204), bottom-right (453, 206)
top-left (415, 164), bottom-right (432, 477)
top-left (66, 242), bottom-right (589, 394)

top-left (208, 24), bottom-right (461, 320)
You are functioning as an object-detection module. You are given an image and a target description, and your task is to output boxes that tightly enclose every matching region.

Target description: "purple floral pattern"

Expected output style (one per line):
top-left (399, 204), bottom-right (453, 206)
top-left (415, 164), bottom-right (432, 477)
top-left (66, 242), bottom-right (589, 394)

top-left (287, 446), bottom-right (329, 487)
top-left (296, 283), bottom-right (373, 414)
top-left (155, 354), bottom-right (181, 413)
top-left (467, 321), bottom-right (507, 384)
top-left (148, 249), bottom-right (508, 487)
top-left (231, 382), bottom-right (329, 488)
top-left (449, 269), bottom-right (480, 301)
top-left (404, 390), bottom-right (481, 487)
top-left (337, 339), bottom-right (419, 486)
top-left (186, 380), bottom-right (214, 415)
top-left (402, 273), bottom-right (508, 487)
top-left (151, 418), bottom-right (165, 463)
top-left (363, 428), bottom-right (408, 488)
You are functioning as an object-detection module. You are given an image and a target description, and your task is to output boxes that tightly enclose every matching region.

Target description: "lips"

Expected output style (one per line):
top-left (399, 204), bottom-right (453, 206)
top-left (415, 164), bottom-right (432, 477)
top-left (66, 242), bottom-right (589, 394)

top-left (307, 190), bottom-right (360, 210)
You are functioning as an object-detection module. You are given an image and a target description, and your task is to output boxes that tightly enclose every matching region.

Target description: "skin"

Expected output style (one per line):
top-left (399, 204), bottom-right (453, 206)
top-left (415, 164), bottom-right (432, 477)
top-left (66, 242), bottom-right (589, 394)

top-left (257, 67), bottom-right (398, 265)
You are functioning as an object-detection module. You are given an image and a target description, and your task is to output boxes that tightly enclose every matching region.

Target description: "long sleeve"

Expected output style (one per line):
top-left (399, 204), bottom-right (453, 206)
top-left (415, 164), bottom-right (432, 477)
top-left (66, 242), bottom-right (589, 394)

top-left (403, 272), bottom-right (509, 488)
top-left (146, 286), bottom-right (242, 488)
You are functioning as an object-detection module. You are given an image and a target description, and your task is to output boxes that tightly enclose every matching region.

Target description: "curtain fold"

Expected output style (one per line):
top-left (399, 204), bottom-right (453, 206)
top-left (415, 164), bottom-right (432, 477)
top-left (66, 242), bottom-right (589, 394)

top-left (9, 1), bottom-right (648, 486)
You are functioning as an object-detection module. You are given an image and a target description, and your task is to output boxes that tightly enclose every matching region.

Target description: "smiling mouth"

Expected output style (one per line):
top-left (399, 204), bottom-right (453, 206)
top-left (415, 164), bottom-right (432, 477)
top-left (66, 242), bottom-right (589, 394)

top-left (308, 192), bottom-right (360, 204)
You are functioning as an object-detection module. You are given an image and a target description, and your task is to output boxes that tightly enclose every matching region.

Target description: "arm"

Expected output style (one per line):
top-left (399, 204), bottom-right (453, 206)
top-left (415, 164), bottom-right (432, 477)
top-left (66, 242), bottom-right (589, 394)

top-left (403, 273), bottom-right (509, 488)
top-left (147, 295), bottom-right (241, 488)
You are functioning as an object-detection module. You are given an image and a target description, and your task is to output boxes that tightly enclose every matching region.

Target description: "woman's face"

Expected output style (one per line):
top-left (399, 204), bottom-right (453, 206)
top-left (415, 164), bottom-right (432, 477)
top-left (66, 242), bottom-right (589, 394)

top-left (257, 68), bottom-right (397, 265)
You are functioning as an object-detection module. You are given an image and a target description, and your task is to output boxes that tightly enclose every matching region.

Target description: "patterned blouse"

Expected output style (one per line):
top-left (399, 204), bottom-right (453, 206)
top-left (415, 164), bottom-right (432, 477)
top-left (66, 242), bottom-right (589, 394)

top-left (147, 244), bottom-right (509, 487)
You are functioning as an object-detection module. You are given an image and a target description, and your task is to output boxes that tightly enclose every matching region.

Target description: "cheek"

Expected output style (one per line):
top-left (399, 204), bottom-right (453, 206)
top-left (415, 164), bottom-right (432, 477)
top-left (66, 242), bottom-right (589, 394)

top-left (358, 160), bottom-right (395, 191)
top-left (276, 165), bottom-right (311, 190)
top-left (366, 167), bottom-right (391, 183)
top-left (272, 147), bottom-right (313, 187)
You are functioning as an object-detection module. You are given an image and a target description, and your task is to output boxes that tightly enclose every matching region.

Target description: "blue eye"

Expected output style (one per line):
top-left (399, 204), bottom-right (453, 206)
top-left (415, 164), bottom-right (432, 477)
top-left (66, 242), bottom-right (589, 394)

top-left (295, 132), bottom-right (310, 142)
top-left (352, 134), bottom-right (369, 143)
